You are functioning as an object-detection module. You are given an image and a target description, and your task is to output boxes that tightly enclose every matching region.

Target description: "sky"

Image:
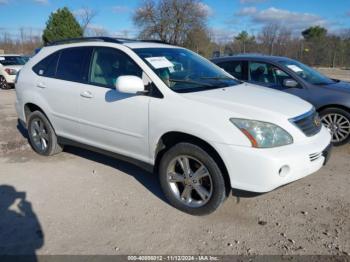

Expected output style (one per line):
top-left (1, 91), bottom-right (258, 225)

top-left (0, 0), bottom-right (349, 41)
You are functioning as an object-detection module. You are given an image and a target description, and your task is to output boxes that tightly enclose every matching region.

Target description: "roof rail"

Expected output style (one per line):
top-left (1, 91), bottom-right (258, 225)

top-left (46, 37), bottom-right (123, 46)
top-left (46, 37), bottom-right (172, 47)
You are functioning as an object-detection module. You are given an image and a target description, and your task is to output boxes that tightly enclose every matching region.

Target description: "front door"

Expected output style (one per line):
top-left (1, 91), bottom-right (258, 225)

top-left (78, 47), bottom-right (150, 162)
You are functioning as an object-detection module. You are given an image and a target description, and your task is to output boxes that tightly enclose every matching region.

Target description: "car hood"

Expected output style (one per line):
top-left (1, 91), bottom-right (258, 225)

top-left (324, 80), bottom-right (350, 92)
top-left (181, 83), bottom-right (312, 120)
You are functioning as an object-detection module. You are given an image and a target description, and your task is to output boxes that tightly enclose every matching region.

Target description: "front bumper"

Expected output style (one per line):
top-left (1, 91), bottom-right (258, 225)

top-left (213, 127), bottom-right (332, 193)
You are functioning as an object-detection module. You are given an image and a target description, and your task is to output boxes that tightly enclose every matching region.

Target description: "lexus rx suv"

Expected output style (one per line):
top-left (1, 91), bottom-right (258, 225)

top-left (16, 37), bottom-right (331, 215)
top-left (0, 54), bottom-right (27, 89)
top-left (212, 55), bottom-right (350, 146)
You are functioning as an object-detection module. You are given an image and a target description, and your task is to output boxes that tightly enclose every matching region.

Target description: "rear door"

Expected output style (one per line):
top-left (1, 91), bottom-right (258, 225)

top-left (34, 47), bottom-right (92, 140)
top-left (216, 60), bottom-right (247, 81)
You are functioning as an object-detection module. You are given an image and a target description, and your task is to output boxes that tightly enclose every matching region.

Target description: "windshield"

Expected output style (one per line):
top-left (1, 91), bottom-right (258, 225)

top-left (0, 56), bottom-right (26, 66)
top-left (134, 48), bottom-right (241, 93)
top-left (280, 60), bottom-right (334, 85)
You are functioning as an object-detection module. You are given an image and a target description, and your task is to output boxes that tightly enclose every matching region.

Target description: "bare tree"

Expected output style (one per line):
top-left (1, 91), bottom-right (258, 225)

top-left (75, 7), bottom-right (98, 35)
top-left (133, 0), bottom-right (209, 45)
top-left (259, 23), bottom-right (280, 55)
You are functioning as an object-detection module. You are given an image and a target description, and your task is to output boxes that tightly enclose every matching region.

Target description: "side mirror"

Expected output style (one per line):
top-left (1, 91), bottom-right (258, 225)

top-left (283, 79), bottom-right (298, 88)
top-left (115, 76), bottom-right (145, 94)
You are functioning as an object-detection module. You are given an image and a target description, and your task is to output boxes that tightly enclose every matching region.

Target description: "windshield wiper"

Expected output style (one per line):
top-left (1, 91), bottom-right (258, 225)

top-left (169, 79), bottom-right (214, 87)
top-left (200, 76), bottom-right (235, 80)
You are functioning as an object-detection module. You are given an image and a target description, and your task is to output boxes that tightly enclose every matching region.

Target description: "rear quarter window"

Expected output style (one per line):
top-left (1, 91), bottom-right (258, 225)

top-left (32, 52), bottom-right (60, 77)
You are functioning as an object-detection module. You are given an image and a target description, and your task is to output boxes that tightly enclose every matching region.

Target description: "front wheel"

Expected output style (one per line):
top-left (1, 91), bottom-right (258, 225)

top-left (159, 143), bottom-right (227, 215)
top-left (0, 76), bottom-right (9, 89)
top-left (320, 108), bottom-right (350, 146)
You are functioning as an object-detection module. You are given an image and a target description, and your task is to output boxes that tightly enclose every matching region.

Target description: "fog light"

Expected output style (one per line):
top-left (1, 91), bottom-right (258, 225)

top-left (279, 165), bottom-right (290, 177)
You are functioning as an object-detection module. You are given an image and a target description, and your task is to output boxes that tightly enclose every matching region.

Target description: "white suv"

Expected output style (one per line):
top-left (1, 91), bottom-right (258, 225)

top-left (0, 54), bottom-right (26, 89)
top-left (15, 37), bottom-right (332, 215)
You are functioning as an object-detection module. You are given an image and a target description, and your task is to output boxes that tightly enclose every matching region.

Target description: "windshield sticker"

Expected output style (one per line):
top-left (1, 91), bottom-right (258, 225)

top-left (287, 65), bottom-right (303, 73)
top-left (0, 57), bottom-right (5, 61)
top-left (145, 56), bottom-right (174, 69)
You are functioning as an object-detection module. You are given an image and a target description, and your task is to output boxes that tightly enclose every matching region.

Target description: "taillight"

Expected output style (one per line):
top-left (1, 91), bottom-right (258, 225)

top-left (4, 68), bottom-right (18, 75)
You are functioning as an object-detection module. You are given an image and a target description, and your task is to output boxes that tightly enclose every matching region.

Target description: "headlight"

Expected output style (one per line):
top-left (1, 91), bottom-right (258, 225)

top-left (230, 118), bottom-right (293, 148)
top-left (4, 68), bottom-right (18, 75)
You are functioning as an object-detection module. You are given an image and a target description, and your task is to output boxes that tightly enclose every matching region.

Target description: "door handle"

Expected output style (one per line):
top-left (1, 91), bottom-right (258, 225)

top-left (80, 91), bottom-right (93, 98)
top-left (36, 82), bottom-right (47, 88)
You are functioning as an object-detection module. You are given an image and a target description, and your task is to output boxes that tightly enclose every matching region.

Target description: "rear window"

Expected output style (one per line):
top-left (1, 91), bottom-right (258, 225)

top-left (0, 56), bottom-right (26, 66)
top-left (32, 52), bottom-right (59, 77)
top-left (217, 61), bottom-right (243, 80)
top-left (56, 47), bottom-right (91, 82)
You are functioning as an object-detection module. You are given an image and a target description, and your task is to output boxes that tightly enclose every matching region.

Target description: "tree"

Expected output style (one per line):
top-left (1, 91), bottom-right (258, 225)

top-left (42, 7), bottom-right (83, 44)
top-left (302, 26), bottom-right (327, 41)
top-left (259, 23), bottom-right (280, 55)
top-left (235, 31), bottom-right (255, 53)
top-left (75, 7), bottom-right (98, 35)
top-left (133, 0), bottom-right (209, 45)
top-left (183, 26), bottom-right (213, 57)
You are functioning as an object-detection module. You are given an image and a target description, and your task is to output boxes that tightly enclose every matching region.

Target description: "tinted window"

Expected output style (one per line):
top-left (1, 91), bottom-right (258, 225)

top-left (248, 61), bottom-right (297, 89)
top-left (56, 47), bottom-right (91, 82)
top-left (0, 56), bottom-right (26, 66)
top-left (89, 47), bottom-right (142, 88)
top-left (32, 52), bottom-right (59, 77)
top-left (217, 61), bottom-right (243, 79)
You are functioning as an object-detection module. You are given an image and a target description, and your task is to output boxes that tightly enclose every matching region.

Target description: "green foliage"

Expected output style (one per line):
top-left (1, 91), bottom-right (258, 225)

top-left (42, 7), bottom-right (83, 44)
top-left (302, 26), bottom-right (327, 41)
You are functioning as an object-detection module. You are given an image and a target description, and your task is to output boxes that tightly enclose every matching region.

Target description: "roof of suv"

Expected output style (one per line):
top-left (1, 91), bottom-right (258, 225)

top-left (45, 37), bottom-right (177, 50)
top-left (212, 54), bottom-right (293, 63)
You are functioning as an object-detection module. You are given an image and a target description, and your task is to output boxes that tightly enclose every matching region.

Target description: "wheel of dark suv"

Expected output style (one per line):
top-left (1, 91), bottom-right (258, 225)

top-left (27, 111), bottom-right (63, 156)
top-left (159, 143), bottom-right (227, 215)
top-left (320, 108), bottom-right (350, 146)
top-left (0, 76), bottom-right (10, 90)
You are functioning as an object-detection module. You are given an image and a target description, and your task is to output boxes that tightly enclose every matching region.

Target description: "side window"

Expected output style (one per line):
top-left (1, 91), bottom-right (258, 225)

top-left (89, 47), bottom-right (142, 88)
top-left (217, 61), bottom-right (243, 80)
top-left (56, 47), bottom-right (91, 83)
top-left (249, 61), bottom-right (298, 89)
top-left (32, 52), bottom-right (59, 77)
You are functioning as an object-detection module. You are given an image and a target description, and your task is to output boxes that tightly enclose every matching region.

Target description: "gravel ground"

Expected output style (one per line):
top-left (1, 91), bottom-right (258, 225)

top-left (0, 69), bottom-right (349, 256)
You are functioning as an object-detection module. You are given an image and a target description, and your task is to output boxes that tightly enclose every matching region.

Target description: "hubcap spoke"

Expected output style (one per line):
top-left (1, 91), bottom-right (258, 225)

top-left (168, 172), bottom-right (185, 183)
top-left (181, 185), bottom-right (192, 202)
top-left (193, 185), bottom-right (210, 201)
top-left (177, 157), bottom-right (191, 175)
top-left (193, 165), bottom-right (209, 180)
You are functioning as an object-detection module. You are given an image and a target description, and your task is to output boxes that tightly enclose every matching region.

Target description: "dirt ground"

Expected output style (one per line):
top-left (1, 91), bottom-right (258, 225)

top-left (0, 69), bottom-right (349, 256)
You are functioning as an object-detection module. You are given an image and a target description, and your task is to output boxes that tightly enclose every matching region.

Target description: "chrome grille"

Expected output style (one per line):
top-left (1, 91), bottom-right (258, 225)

top-left (290, 109), bottom-right (322, 137)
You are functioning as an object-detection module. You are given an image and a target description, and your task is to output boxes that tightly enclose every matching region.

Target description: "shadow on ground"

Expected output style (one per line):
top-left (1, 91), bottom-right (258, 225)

top-left (0, 185), bottom-right (43, 261)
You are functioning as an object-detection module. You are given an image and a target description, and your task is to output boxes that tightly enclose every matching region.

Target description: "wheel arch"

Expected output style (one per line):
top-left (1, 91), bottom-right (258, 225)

top-left (317, 104), bottom-right (350, 114)
top-left (154, 131), bottom-right (231, 196)
top-left (24, 103), bottom-right (51, 126)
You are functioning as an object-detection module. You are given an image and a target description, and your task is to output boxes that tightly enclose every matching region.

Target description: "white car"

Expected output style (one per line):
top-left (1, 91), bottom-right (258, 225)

top-left (15, 37), bottom-right (332, 215)
top-left (0, 54), bottom-right (26, 89)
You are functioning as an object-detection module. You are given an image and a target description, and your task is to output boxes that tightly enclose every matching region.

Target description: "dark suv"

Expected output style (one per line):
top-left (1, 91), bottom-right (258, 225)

top-left (212, 55), bottom-right (350, 146)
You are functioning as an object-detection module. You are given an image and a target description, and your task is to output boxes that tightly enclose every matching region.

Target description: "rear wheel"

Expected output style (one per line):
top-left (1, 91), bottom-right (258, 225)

top-left (159, 143), bottom-right (226, 215)
top-left (27, 111), bottom-right (63, 156)
top-left (320, 108), bottom-right (350, 146)
top-left (0, 76), bottom-right (9, 89)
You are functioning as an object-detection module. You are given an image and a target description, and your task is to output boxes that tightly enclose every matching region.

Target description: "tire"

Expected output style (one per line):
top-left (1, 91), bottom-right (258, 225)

top-left (0, 76), bottom-right (9, 90)
top-left (159, 143), bottom-right (227, 215)
top-left (27, 111), bottom-right (63, 156)
top-left (320, 107), bottom-right (350, 146)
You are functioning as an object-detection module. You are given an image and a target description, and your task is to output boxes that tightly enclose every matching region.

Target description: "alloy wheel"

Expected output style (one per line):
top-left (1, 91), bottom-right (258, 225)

top-left (166, 155), bottom-right (213, 208)
top-left (30, 118), bottom-right (50, 152)
top-left (0, 76), bottom-right (8, 89)
top-left (321, 113), bottom-right (350, 143)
